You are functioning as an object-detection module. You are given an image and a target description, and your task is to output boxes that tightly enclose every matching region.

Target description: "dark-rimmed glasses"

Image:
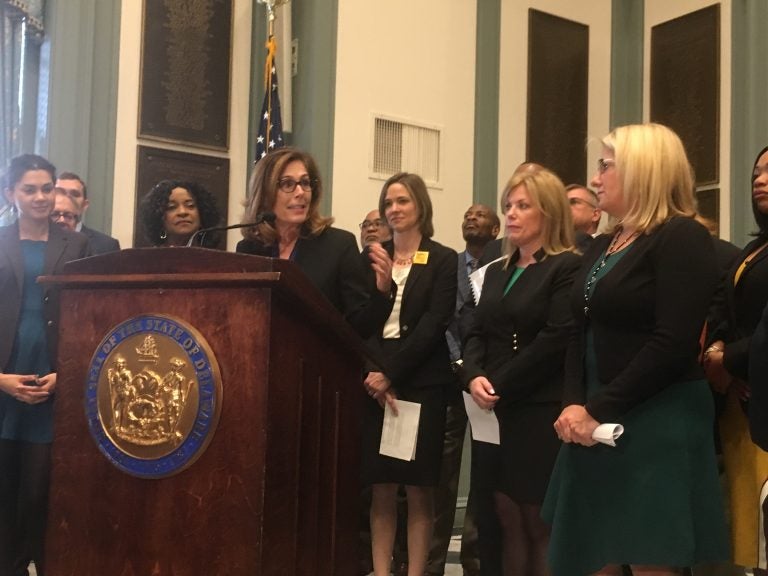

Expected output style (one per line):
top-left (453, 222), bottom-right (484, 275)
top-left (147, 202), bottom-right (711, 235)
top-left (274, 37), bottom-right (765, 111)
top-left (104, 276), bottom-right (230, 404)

top-left (278, 177), bottom-right (314, 193)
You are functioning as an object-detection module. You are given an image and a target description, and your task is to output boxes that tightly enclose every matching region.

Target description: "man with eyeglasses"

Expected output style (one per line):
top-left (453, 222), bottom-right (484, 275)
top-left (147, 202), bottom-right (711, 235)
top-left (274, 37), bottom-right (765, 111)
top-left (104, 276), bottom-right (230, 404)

top-left (565, 184), bottom-right (601, 252)
top-left (358, 209), bottom-right (392, 248)
top-left (50, 193), bottom-right (81, 233)
top-left (55, 172), bottom-right (120, 255)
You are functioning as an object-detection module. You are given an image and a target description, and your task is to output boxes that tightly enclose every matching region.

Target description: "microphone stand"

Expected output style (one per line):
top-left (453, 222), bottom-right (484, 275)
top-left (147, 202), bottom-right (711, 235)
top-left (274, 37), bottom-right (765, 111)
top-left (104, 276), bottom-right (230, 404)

top-left (185, 212), bottom-right (276, 247)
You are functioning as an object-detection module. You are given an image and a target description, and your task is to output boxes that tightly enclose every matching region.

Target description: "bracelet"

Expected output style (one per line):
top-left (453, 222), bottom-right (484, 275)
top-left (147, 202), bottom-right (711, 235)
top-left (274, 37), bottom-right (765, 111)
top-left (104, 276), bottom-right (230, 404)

top-left (704, 344), bottom-right (723, 359)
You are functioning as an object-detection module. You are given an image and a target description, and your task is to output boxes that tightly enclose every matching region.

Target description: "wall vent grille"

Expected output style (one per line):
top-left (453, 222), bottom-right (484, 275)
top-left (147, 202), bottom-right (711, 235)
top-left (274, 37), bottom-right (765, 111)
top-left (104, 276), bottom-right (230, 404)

top-left (371, 116), bottom-right (441, 187)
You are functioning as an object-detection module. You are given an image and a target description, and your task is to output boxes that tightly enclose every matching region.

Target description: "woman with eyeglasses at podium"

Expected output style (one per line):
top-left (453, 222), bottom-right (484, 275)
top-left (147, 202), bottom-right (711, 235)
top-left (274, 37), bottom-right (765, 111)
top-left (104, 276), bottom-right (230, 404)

top-left (0, 154), bottom-right (90, 576)
top-left (236, 147), bottom-right (395, 338)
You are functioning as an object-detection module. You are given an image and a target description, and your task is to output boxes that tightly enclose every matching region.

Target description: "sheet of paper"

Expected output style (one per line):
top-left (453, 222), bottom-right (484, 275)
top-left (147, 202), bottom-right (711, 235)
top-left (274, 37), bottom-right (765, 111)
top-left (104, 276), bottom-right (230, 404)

top-left (468, 256), bottom-right (505, 305)
top-left (592, 423), bottom-right (624, 447)
top-left (462, 391), bottom-right (500, 445)
top-left (379, 400), bottom-right (421, 461)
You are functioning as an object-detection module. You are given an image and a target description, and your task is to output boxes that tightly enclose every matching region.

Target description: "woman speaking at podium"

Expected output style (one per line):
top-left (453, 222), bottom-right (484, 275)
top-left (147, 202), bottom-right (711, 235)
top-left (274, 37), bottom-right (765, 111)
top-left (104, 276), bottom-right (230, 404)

top-left (236, 147), bottom-right (394, 338)
top-left (0, 154), bottom-right (90, 576)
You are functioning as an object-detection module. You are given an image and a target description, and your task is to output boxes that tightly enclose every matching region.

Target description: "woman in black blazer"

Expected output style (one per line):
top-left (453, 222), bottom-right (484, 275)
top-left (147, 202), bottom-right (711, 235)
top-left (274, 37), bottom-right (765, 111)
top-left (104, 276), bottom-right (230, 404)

top-left (461, 167), bottom-right (579, 576)
top-left (0, 154), bottom-right (90, 576)
top-left (236, 147), bottom-right (394, 338)
top-left (362, 172), bottom-right (457, 576)
top-left (704, 144), bottom-right (768, 571)
top-left (544, 124), bottom-right (728, 576)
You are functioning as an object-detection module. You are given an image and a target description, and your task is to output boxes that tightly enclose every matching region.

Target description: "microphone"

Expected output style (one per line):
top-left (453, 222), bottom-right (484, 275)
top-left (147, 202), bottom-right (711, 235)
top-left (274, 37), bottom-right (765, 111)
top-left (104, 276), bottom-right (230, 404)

top-left (185, 211), bottom-right (276, 247)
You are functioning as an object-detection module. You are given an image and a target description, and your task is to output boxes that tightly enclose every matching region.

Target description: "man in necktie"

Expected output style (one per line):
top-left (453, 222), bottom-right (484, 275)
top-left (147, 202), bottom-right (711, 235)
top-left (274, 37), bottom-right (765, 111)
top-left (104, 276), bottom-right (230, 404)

top-left (430, 204), bottom-right (499, 576)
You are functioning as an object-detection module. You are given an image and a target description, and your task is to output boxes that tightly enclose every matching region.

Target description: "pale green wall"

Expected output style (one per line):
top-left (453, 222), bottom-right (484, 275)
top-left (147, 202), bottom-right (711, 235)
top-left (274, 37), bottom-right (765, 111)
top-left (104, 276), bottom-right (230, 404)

top-left (44, 0), bottom-right (120, 235)
top-left (474, 0), bottom-right (501, 209)
top-left (610, 0), bottom-right (643, 128)
top-left (730, 0), bottom-right (768, 247)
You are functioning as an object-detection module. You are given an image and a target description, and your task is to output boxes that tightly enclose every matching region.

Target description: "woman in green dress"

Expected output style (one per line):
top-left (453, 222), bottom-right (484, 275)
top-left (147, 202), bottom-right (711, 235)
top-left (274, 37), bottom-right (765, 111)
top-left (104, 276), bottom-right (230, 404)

top-left (0, 154), bottom-right (90, 576)
top-left (543, 123), bottom-right (729, 576)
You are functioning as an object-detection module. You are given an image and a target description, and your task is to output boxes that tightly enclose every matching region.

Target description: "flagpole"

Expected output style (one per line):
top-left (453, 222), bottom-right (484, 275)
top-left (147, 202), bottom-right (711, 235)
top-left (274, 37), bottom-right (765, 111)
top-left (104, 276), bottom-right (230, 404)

top-left (255, 0), bottom-right (289, 162)
top-left (256, 0), bottom-right (290, 39)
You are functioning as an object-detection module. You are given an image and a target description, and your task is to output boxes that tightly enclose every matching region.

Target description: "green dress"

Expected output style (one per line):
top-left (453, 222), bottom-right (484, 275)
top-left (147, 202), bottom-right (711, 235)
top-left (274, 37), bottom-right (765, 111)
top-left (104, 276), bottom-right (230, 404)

top-left (0, 241), bottom-right (54, 443)
top-left (542, 248), bottom-right (729, 575)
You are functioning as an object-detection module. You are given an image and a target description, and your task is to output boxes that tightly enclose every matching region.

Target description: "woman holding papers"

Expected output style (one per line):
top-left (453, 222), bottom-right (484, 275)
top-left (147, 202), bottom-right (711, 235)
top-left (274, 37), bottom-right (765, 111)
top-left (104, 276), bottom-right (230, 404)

top-left (460, 166), bottom-right (579, 576)
top-left (236, 147), bottom-right (394, 338)
top-left (704, 144), bottom-right (768, 572)
top-left (544, 123), bottom-right (728, 576)
top-left (362, 172), bottom-right (457, 576)
top-left (0, 154), bottom-right (90, 576)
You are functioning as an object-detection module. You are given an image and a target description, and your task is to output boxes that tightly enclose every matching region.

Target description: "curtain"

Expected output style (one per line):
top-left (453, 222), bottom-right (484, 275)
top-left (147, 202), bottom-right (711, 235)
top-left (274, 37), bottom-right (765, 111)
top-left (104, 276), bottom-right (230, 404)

top-left (0, 0), bottom-right (44, 223)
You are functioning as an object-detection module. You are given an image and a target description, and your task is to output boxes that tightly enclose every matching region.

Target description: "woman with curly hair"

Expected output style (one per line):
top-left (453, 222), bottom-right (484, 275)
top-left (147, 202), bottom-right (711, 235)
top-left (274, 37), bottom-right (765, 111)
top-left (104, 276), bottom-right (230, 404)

top-left (137, 180), bottom-right (221, 247)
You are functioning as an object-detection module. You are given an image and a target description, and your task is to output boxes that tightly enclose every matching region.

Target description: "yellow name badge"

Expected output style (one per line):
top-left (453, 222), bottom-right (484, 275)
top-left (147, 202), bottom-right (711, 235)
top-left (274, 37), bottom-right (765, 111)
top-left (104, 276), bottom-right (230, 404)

top-left (412, 251), bottom-right (429, 265)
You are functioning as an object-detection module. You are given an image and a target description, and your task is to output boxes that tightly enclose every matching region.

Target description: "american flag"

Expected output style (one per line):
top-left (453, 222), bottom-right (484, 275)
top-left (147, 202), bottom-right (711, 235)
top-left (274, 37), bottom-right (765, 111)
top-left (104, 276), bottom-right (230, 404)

top-left (255, 36), bottom-right (285, 161)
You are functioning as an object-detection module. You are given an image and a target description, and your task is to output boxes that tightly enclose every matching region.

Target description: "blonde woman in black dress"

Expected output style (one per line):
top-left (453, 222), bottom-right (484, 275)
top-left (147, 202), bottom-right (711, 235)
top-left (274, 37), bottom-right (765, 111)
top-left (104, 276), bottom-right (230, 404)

top-left (461, 167), bottom-right (579, 576)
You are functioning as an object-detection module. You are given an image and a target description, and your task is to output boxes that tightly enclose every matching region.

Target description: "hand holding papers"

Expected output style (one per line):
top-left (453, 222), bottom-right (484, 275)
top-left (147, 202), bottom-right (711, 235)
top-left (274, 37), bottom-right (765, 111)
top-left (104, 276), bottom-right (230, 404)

top-left (379, 400), bottom-right (421, 461)
top-left (591, 423), bottom-right (624, 447)
top-left (462, 391), bottom-right (500, 444)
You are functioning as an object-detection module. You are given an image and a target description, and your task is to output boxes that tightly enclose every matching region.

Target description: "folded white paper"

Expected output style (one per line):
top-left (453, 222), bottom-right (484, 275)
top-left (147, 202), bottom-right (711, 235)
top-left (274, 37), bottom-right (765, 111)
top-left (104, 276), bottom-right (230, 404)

top-left (592, 423), bottom-right (624, 447)
top-left (462, 391), bottom-right (500, 445)
top-left (468, 257), bottom-right (506, 305)
top-left (379, 400), bottom-right (421, 461)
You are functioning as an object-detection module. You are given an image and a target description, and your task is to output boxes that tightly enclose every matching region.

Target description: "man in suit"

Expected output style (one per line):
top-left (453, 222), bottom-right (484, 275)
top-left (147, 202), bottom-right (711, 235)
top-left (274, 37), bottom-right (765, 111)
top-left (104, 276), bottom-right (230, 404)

top-left (50, 193), bottom-right (82, 233)
top-left (435, 204), bottom-right (499, 576)
top-left (566, 184), bottom-right (601, 252)
top-left (55, 172), bottom-right (120, 254)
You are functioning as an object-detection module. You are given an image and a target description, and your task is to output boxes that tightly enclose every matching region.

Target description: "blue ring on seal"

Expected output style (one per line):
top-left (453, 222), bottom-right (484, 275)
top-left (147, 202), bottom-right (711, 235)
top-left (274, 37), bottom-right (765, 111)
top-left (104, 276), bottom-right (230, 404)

top-left (85, 314), bottom-right (219, 478)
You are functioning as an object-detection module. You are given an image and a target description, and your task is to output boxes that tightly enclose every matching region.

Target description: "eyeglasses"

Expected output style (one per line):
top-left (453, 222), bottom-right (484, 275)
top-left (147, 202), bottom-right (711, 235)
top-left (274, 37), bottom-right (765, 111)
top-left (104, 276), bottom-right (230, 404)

top-left (50, 211), bottom-right (79, 223)
top-left (597, 158), bottom-right (616, 174)
top-left (359, 219), bottom-right (384, 229)
top-left (278, 177), bottom-right (314, 193)
top-left (568, 197), bottom-right (598, 209)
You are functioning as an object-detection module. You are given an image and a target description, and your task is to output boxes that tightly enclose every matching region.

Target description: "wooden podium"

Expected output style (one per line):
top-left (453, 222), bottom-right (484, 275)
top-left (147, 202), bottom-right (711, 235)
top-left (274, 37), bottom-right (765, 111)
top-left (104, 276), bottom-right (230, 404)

top-left (42, 249), bottom-right (369, 575)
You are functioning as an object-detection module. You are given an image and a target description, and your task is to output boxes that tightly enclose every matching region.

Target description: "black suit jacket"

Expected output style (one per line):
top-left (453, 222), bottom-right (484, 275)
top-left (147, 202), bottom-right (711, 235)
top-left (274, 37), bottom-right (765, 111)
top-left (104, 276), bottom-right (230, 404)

top-left (563, 217), bottom-right (719, 421)
top-left (236, 226), bottom-right (393, 338)
top-left (81, 225), bottom-right (120, 255)
top-left (749, 300), bottom-right (768, 449)
top-left (367, 237), bottom-right (457, 389)
top-left (462, 249), bottom-right (580, 407)
top-left (708, 235), bottom-right (768, 381)
top-left (0, 223), bottom-right (90, 371)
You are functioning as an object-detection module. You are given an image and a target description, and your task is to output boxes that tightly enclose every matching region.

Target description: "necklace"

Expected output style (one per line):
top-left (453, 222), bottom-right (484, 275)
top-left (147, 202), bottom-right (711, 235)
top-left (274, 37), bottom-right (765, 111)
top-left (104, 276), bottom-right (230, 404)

top-left (583, 227), bottom-right (638, 317)
top-left (394, 253), bottom-right (414, 266)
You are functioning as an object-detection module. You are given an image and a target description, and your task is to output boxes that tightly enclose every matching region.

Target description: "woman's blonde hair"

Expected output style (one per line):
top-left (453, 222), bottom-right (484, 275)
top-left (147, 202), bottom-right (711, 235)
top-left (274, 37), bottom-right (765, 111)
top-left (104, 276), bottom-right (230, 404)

top-left (602, 123), bottom-right (696, 233)
top-left (499, 166), bottom-right (574, 264)
top-left (241, 147), bottom-right (333, 244)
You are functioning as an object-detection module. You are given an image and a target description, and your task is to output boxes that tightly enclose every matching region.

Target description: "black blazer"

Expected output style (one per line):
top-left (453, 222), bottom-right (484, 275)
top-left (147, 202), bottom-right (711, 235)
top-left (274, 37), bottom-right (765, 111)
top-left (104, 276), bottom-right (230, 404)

top-left (81, 225), bottom-right (120, 255)
top-left (563, 217), bottom-right (719, 421)
top-left (708, 235), bottom-right (768, 381)
top-left (236, 226), bottom-right (394, 338)
top-left (0, 223), bottom-right (90, 371)
top-left (462, 249), bottom-right (580, 406)
top-left (749, 300), bottom-right (768, 449)
top-left (367, 237), bottom-right (457, 389)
